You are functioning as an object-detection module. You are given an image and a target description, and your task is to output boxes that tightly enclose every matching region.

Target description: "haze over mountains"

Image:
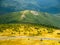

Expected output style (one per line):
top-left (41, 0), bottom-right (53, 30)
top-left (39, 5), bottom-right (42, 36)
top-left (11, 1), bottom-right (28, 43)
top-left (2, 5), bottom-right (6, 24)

top-left (0, 0), bottom-right (60, 14)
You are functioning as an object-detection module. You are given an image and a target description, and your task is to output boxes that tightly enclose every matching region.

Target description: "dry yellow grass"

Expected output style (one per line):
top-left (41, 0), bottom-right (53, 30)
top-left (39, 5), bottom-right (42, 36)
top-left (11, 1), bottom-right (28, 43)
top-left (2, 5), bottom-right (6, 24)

top-left (0, 24), bottom-right (60, 45)
top-left (0, 38), bottom-right (60, 45)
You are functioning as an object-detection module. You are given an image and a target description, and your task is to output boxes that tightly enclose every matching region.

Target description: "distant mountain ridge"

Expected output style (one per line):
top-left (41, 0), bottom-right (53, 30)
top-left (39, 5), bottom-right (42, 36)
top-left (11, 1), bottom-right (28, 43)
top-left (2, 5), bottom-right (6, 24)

top-left (0, 10), bottom-right (60, 28)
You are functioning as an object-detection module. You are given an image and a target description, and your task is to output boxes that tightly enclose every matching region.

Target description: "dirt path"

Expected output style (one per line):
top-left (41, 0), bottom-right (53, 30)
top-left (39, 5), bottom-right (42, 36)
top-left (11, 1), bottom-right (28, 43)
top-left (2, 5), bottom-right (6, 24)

top-left (0, 36), bottom-right (60, 41)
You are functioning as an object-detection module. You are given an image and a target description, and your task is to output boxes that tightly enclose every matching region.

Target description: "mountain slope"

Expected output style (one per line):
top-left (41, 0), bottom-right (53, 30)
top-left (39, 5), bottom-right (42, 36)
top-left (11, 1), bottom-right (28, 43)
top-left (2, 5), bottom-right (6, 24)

top-left (0, 10), bottom-right (60, 28)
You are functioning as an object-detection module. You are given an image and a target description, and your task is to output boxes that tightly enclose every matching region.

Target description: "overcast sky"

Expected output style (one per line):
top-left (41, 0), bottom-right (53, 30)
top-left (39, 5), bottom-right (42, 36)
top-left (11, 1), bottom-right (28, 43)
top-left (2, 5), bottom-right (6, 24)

top-left (0, 0), bottom-right (60, 14)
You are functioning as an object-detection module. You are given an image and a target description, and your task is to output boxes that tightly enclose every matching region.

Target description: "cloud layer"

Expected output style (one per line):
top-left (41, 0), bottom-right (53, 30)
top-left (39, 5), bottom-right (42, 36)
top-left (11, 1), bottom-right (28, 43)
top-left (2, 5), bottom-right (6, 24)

top-left (0, 0), bottom-right (60, 14)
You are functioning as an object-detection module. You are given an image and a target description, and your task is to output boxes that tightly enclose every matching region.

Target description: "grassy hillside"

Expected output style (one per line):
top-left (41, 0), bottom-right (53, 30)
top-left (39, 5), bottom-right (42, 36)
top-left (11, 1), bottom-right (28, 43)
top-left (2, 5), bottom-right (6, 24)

top-left (0, 24), bottom-right (60, 45)
top-left (0, 10), bottom-right (60, 45)
top-left (0, 24), bottom-right (60, 37)
top-left (0, 10), bottom-right (60, 28)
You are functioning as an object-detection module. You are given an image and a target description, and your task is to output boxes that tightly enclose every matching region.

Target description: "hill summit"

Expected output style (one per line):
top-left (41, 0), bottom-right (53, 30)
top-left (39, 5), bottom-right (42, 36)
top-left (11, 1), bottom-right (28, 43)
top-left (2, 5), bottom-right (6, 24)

top-left (0, 10), bottom-right (60, 28)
